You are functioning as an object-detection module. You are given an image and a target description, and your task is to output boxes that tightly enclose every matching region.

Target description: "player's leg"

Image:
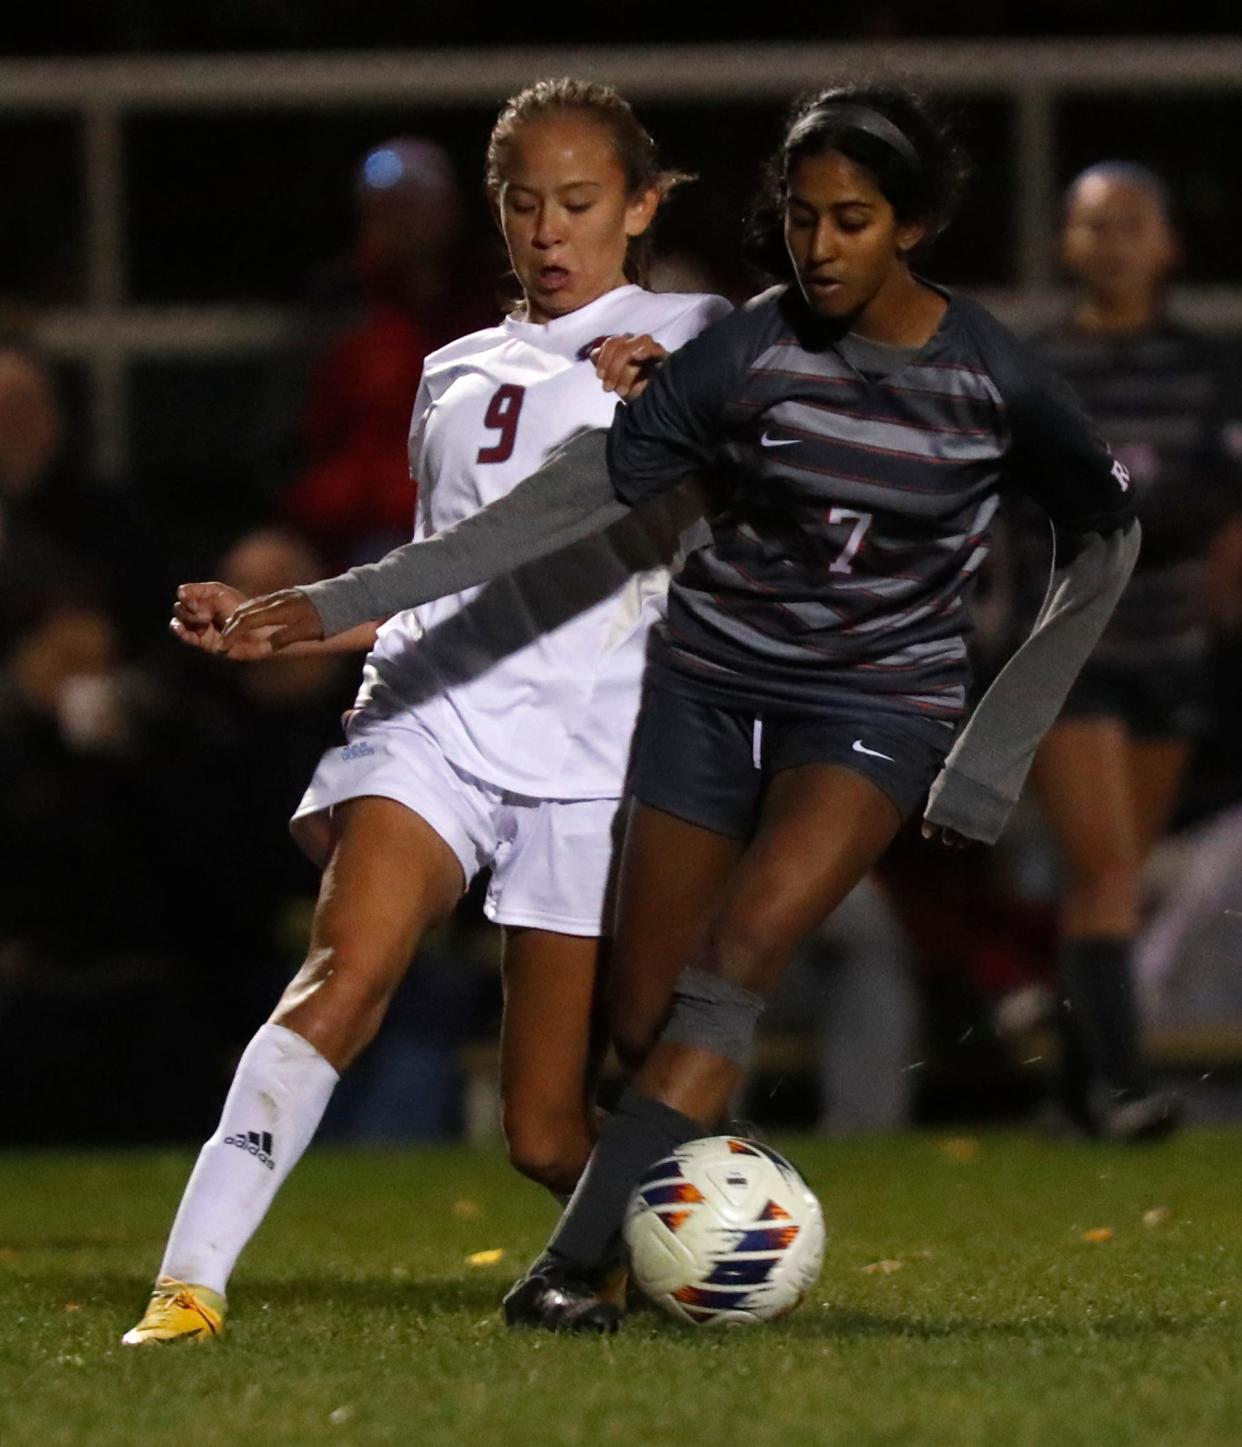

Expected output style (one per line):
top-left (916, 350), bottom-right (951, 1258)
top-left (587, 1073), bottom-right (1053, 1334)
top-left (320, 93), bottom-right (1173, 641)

top-left (1030, 717), bottom-right (1153, 1128)
top-left (499, 928), bottom-right (606, 1198)
top-left (487, 793), bottom-right (628, 1199)
top-left (599, 686), bottom-right (755, 1076)
top-left (508, 765), bottom-right (905, 1330)
top-left (271, 798), bottom-right (463, 1066)
top-left (124, 797), bottom-right (463, 1344)
top-left (606, 800), bottom-right (746, 1075)
top-left (605, 703), bottom-right (943, 1107)
top-left (607, 765), bottom-right (901, 1127)
top-left (504, 800), bottom-right (751, 1332)
top-left (1032, 717), bottom-right (1140, 937)
top-left (1126, 735), bottom-right (1192, 860)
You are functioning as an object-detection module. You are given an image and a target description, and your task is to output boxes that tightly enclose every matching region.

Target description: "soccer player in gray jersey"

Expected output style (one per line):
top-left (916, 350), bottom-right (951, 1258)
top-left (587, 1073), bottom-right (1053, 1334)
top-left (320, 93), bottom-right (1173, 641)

top-left (224, 85), bottom-right (1140, 1332)
top-left (1017, 163), bottom-right (1241, 1139)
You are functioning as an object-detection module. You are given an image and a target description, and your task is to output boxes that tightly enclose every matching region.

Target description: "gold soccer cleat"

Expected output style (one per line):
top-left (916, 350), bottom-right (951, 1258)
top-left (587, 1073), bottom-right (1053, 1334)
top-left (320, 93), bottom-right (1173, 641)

top-left (121, 1277), bottom-right (226, 1346)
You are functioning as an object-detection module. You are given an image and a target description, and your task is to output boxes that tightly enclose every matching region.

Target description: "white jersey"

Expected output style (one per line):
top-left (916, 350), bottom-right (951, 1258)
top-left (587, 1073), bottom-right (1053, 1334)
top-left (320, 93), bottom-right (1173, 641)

top-left (354, 284), bottom-right (732, 799)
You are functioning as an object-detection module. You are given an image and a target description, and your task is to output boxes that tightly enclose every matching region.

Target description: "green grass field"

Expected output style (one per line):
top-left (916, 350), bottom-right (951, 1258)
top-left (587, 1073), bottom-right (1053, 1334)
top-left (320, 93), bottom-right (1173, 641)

top-left (1, 1132), bottom-right (1239, 1446)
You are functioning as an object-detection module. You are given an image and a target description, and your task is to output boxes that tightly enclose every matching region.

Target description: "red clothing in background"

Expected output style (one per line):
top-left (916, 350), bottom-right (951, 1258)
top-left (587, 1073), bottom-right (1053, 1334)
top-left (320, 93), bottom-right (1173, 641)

top-left (282, 302), bottom-right (432, 567)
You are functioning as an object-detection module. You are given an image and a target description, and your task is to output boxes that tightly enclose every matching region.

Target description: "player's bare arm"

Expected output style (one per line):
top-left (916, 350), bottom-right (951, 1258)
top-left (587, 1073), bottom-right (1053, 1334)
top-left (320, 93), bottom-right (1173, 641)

top-left (592, 332), bottom-right (668, 399)
top-left (178, 583), bottom-right (377, 659)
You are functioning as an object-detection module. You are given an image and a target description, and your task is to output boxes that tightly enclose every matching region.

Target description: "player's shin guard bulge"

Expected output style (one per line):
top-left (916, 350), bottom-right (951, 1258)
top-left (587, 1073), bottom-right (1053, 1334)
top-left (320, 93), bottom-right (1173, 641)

top-left (659, 966), bottom-right (766, 1068)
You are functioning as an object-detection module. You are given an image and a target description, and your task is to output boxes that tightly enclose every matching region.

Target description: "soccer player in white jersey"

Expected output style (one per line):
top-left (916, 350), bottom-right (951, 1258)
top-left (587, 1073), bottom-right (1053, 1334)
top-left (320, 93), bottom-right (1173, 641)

top-left (122, 78), bottom-right (729, 1345)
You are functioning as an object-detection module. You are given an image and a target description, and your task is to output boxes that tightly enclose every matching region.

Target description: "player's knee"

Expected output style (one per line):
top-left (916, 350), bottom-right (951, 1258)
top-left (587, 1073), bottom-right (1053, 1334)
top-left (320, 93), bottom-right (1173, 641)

top-left (274, 942), bottom-right (403, 1066)
top-left (503, 1109), bottom-right (590, 1194)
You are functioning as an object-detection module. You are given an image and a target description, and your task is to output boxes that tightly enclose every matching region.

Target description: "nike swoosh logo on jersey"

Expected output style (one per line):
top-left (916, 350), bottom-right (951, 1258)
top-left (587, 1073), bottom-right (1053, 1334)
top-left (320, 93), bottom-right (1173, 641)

top-left (759, 431), bottom-right (800, 448)
top-left (852, 740), bottom-right (895, 762)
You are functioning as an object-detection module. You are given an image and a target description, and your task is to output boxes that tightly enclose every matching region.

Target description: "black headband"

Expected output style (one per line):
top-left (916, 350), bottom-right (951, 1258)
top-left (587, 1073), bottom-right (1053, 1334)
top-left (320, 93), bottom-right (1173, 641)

top-left (787, 103), bottom-right (922, 177)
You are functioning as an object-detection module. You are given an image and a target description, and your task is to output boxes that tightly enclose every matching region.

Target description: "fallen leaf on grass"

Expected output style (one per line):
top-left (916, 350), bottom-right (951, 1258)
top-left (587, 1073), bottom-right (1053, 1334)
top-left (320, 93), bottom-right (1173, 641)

top-left (466, 1248), bottom-right (506, 1267)
top-left (861, 1259), bottom-right (904, 1275)
top-left (1142, 1207), bottom-right (1170, 1229)
top-left (936, 1137), bottom-right (980, 1164)
top-left (62, 1301), bottom-right (81, 1313)
top-left (1081, 1227), bottom-right (1114, 1243)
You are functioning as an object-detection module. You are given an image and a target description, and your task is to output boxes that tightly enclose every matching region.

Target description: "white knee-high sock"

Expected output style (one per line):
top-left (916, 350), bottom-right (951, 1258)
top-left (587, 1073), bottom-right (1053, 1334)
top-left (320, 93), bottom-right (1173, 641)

top-left (159, 1022), bottom-right (339, 1297)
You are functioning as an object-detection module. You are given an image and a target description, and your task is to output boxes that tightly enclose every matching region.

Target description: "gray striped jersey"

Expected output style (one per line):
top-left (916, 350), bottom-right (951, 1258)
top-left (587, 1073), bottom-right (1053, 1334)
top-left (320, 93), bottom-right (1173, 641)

top-left (1025, 322), bottom-right (1241, 664)
top-left (607, 285), bottom-right (1135, 719)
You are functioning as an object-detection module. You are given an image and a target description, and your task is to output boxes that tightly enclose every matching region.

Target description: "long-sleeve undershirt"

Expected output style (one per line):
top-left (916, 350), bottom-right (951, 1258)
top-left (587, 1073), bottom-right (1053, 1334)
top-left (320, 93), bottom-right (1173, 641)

top-left (298, 426), bottom-right (1138, 845)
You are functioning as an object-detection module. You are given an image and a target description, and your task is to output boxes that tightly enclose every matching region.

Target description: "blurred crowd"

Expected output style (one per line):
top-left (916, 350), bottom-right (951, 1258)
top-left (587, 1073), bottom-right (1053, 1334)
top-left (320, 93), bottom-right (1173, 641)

top-left (4, 133), bottom-right (1242, 1148)
top-left (0, 141), bottom-right (499, 1145)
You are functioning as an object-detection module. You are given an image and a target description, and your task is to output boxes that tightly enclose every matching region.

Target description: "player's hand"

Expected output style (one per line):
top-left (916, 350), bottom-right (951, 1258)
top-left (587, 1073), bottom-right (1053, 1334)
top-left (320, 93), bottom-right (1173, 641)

top-left (169, 582), bottom-right (261, 657)
top-left (921, 820), bottom-right (972, 850)
top-left (592, 333), bottom-right (668, 401)
top-left (220, 589), bottom-right (325, 655)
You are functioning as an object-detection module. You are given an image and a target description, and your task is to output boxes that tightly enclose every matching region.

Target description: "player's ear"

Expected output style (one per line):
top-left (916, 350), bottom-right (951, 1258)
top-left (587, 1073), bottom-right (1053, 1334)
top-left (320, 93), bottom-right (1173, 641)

top-left (895, 218), bottom-right (927, 256)
top-left (624, 184), bottom-right (661, 240)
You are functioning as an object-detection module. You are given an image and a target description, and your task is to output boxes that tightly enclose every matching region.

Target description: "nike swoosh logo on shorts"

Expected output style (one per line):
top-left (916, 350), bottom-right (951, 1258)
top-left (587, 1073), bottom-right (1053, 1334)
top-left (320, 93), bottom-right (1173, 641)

top-left (852, 739), bottom-right (895, 762)
top-left (759, 431), bottom-right (799, 447)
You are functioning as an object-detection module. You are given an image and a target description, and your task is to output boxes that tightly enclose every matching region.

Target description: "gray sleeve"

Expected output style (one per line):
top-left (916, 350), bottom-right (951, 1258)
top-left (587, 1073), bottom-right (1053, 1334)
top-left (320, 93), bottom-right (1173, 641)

top-left (923, 518), bottom-right (1141, 844)
top-left (297, 428), bottom-right (628, 638)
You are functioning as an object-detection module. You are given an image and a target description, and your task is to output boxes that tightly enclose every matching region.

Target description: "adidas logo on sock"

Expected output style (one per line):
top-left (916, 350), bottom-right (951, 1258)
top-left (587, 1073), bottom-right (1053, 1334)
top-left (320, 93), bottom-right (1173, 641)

top-left (224, 1130), bottom-right (275, 1170)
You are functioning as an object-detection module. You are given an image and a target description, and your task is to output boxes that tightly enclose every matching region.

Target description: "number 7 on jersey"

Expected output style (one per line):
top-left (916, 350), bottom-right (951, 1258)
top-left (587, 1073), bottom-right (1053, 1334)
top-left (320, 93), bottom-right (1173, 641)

top-left (827, 507), bottom-right (873, 574)
top-left (477, 384), bottom-right (526, 464)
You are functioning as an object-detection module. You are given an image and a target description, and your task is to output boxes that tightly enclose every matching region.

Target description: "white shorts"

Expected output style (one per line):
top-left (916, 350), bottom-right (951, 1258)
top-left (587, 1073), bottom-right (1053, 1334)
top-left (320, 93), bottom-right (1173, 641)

top-left (290, 713), bottom-right (623, 937)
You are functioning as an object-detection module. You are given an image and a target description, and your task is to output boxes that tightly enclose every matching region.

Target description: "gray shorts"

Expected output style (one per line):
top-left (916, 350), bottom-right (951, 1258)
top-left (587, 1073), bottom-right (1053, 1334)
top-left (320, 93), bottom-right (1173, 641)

top-left (629, 682), bottom-right (955, 840)
top-left (1061, 652), bottom-right (1210, 740)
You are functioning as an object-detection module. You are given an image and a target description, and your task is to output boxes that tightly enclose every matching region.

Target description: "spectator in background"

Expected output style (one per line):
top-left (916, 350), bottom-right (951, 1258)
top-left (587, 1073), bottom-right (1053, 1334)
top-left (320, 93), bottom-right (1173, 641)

top-left (138, 525), bottom-right (491, 1136)
top-left (0, 344), bottom-right (59, 506)
top-left (279, 139), bottom-right (494, 568)
top-left (0, 342), bottom-right (166, 652)
top-left (137, 528), bottom-right (359, 1029)
top-left (0, 590), bottom-right (197, 1142)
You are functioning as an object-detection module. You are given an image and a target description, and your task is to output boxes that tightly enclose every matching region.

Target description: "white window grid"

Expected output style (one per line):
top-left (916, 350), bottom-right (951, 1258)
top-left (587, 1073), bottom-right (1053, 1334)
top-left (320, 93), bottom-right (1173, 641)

top-left (3, 38), bottom-right (1240, 478)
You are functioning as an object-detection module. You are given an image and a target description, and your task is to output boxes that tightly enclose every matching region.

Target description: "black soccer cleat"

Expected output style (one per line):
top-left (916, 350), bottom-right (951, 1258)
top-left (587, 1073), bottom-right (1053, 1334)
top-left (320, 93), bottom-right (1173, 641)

top-left (502, 1267), bottom-right (622, 1335)
top-left (1096, 1089), bottom-right (1183, 1144)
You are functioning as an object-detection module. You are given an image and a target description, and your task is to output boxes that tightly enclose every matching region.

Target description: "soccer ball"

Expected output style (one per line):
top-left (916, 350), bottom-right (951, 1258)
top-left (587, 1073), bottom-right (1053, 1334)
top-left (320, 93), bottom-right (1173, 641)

top-left (623, 1136), bottom-right (825, 1326)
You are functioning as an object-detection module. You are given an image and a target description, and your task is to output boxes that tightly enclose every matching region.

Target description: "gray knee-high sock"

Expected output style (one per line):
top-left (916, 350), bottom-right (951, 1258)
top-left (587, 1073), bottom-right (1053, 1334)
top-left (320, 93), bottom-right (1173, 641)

top-left (537, 968), bottom-right (764, 1278)
top-left (542, 1089), bottom-right (701, 1276)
